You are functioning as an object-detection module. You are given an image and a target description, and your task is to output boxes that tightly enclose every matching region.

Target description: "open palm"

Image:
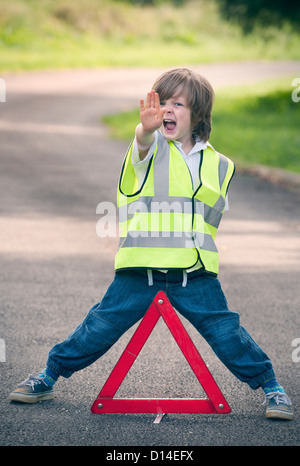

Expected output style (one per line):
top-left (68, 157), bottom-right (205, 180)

top-left (140, 90), bottom-right (166, 133)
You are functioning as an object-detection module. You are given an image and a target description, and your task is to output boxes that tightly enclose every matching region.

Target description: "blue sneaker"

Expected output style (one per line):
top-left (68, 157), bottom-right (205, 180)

top-left (9, 372), bottom-right (55, 404)
top-left (264, 391), bottom-right (294, 420)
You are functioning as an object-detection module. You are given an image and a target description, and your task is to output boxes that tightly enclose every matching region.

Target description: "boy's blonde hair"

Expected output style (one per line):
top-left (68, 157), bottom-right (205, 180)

top-left (152, 68), bottom-right (214, 142)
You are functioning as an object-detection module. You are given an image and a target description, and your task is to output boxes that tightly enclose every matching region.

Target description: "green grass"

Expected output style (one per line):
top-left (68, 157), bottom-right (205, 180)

top-left (0, 0), bottom-right (299, 71)
top-left (102, 78), bottom-right (300, 172)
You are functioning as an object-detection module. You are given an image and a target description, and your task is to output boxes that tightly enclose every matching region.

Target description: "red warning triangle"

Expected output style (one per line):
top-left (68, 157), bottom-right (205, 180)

top-left (91, 291), bottom-right (231, 414)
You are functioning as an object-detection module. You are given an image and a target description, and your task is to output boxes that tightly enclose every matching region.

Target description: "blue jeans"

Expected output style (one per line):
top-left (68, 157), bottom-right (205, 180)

top-left (47, 269), bottom-right (275, 389)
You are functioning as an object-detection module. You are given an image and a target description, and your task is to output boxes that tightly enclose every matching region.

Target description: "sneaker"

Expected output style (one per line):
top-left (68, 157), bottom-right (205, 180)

top-left (9, 372), bottom-right (55, 404)
top-left (264, 391), bottom-right (294, 420)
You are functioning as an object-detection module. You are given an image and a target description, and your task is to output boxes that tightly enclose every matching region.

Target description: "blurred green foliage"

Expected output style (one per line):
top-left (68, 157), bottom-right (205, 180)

top-left (0, 0), bottom-right (299, 71)
top-left (216, 0), bottom-right (300, 33)
top-left (116, 0), bottom-right (186, 4)
top-left (210, 84), bottom-right (300, 172)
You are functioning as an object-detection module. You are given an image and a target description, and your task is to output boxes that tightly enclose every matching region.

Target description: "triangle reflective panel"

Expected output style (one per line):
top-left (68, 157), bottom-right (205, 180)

top-left (91, 291), bottom-right (231, 415)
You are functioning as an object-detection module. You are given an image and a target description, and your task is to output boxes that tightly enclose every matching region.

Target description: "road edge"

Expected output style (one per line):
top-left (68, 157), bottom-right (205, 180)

top-left (235, 162), bottom-right (300, 192)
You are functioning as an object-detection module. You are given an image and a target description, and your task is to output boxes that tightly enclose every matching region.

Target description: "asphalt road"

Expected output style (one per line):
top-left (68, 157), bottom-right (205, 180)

top-left (0, 61), bottom-right (300, 448)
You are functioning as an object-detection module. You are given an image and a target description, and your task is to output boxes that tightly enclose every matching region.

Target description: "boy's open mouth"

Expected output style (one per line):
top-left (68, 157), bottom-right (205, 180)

top-left (163, 119), bottom-right (176, 131)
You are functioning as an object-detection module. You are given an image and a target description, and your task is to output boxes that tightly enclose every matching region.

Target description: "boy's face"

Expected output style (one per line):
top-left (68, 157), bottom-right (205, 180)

top-left (159, 91), bottom-right (193, 149)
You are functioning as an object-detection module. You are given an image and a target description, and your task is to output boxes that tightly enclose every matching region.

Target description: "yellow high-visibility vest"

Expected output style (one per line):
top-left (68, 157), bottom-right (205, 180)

top-left (115, 132), bottom-right (235, 275)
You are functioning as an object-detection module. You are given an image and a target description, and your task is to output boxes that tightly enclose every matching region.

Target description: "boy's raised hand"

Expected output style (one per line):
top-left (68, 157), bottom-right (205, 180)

top-left (140, 90), bottom-right (166, 134)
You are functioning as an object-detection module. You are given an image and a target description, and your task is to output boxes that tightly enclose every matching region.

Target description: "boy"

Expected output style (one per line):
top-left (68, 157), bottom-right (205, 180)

top-left (9, 68), bottom-right (293, 420)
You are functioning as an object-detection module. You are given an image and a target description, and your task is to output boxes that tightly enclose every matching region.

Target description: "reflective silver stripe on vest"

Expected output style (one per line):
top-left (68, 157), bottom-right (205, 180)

top-left (119, 231), bottom-right (217, 252)
top-left (119, 196), bottom-right (192, 220)
top-left (218, 153), bottom-right (229, 189)
top-left (194, 199), bottom-right (223, 228)
top-left (212, 195), bottom-right (226, 213)
top-left (153, 135), bottom-right (170, 197)
top-left (119, 196), bottom-right (222, 229)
